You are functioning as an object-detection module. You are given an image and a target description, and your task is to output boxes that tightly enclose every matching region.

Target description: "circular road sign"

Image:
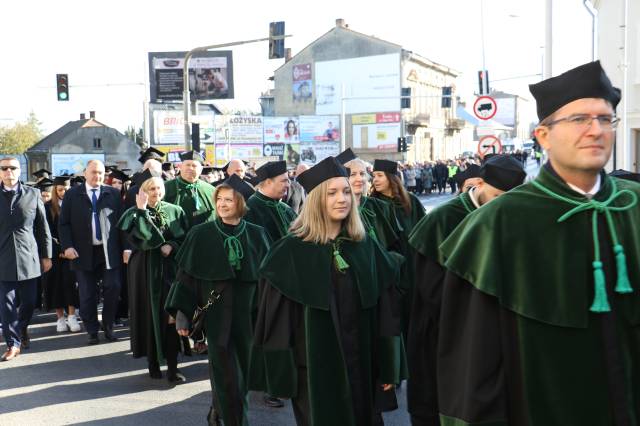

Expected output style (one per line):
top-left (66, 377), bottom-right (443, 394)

top-left (477, 135), bottom-right (503, 158)
top-left (473, 96), bottom-right (498, 120)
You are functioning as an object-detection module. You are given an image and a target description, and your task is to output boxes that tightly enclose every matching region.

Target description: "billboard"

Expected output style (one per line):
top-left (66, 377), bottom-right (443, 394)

top-left (299, 142), bottom-right (340, 166)
top-left (299, 115), bottom-right (340, 142)
top-left (315, 53), bottom-right (401, 115)
top-left (352, 112), bottom-right (401, 150)
top-left (153, 110), bottom-right (215, 145)
top-left (285, 143), bottom-right (301, 167)
top-left (263, 143), bottom-right (285, 159)
top-left (228, 116), bottom-right (263, 144)
top-left (148, 51), bottom-right (234, 102)
top-left (293, 63), bottom-right (312, 102)
top-left (263, 117), bottom-right (299, 143)
top-left (153, 145), bottom-right (214, 164)
top-left (51, 154), bottom-right (105, 176)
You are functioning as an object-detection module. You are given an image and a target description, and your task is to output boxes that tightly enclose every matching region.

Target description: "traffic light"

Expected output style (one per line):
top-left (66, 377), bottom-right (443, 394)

top-left (56, 74), bottom-right (69, 101)
top-left (397, 137), bottom-right (407, 153)
top-left (478, 70), bottom-right (489, 95)
top-left (269, 22), bottom-right (285, 59)
top-left (401, 87), bottom-right (411, 109)
top-left (441, 86), bottom-right (452, 108)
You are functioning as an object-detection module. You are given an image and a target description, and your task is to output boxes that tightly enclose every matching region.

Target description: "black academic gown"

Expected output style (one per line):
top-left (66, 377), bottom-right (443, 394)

top-left (250, 233), bottom-right (404, 426)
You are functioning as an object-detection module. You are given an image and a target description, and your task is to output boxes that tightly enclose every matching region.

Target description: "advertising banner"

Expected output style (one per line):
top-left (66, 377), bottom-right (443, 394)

top-left (51, 154), bottom-right (105, 176)
top-left (293, 63), bottom-right (312, 102)
top-left (148, 51), bottom-right (234, 102)
top-left (263, 117), bottom-right (299, 143)
top-left (263, 143), bottom-right (285, 159)
top-left (299, 115), bottom-right (340, 142)
top-left (228, 144), bottom-right (263, 160)
top-left (352, 112), bottom-right (401, 150)
top-left (153, 111), bottom-right (215, 145)
top-left (299, 142), bottom-right (340, 166)
top-left (152, 144), bottom-right (214, 164)
top-left (285, 143), bottom-right (301, 167)
top-left (228, 116), bottom-right (263, 144)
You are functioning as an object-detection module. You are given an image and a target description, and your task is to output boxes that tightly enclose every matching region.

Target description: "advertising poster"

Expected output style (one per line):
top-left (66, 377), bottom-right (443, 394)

top-left (51, 154), bottom-right (105, 176)
top-left (299, 142), bottom-right (340, 166)
top-left (214, 145), bottom-right (229, 167)
top-left (229, 144), bottom-right (263, 160)
top-left (263, 143), bottom-right (285, 159)
top-left (153, 145), bottom-right (214, 164)
top-left (148, 51), bottom-right (234, 102)
top-left (263, 117), bottom-right (299, 143)
top-left (315, 53), bottom-right (400, 115)
top-left (228, 116), bottom-right (263, 144)
top-left (299, 115), bottom-right (340, 142)
top-left (352, 112), bottom-right (401, 150)
top-left (153, 111), bottom-right (215, 145)
top-left (285, 143), bottom-right (301, 167)
top-left (293, 64), bottom-right (312, 102)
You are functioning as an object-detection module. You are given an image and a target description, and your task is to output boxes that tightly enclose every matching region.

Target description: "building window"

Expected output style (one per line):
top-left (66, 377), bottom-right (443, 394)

top-left (93, 138), bottom-right (102, 149)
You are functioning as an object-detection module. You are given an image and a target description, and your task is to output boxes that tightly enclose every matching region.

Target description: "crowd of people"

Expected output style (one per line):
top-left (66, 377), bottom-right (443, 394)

top-left (1, 60), bottom-right (639, 425)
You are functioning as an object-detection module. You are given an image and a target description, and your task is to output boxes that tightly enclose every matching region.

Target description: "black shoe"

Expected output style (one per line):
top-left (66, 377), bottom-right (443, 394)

top-left (167, 369), bottom-right (186, 383)
top-left (20, 327), bottom-right (30, 350)
top-left (207, 406), bottom-right (222, 426)
top-left (263, 395), bottom-right (285, 408)
top-left (148, 367), bottom-right (162, 379)
top-left (88, 333), bottom-right (99, 345)
top-left (103, 327), bottom-right (117, 342)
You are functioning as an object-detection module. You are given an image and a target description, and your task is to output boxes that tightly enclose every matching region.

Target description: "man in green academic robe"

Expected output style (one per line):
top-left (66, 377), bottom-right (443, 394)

top-left (164, 150), bottom-right (216, 229)
top-left (406, 156), bottom-right (525, 425)
top-left (436, 61), bottom-right (640, 425)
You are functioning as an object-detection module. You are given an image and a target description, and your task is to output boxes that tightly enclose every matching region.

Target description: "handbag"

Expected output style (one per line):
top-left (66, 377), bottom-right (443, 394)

top-left (189, 288), bottom-right (223, 339)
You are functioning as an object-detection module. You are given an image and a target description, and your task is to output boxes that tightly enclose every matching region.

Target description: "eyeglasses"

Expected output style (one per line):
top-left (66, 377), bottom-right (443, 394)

top-left (543, 114), bottom-right (619, 131)
top-left (0, 166), bottom-right (19, 171)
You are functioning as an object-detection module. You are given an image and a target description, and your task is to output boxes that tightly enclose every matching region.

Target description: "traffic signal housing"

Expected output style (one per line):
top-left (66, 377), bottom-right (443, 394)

top-left (56, 74), bottom-right (69, 101)
top-left (269, 22), bottom-right (285, 59)
top-left (397, 136), bottom-right (407, 153)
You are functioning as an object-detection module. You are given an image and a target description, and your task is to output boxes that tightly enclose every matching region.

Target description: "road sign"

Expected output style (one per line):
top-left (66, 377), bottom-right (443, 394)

top-left (478, 135), bottom-right (502, 158)
top-left (473, 96), bottom-right (497, 120)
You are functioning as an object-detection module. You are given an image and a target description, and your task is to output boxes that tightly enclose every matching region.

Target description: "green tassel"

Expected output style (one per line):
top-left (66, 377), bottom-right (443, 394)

top-left (368, 227), bottom-right (378, 242)
top-left (228, 250), bottom-right (240, 270)
top-left (590, 261), bottom-right (611, 313)
top-left (613, 244), bottom-right (633, 294)
top-left (333, 250), bottom-right (350, 273)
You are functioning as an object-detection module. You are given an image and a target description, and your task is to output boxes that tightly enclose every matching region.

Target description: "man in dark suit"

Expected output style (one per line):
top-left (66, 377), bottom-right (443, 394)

top-left (0, 157), bottom-right (52, 361)
top-left (59, 159), bottom-right (124, 345)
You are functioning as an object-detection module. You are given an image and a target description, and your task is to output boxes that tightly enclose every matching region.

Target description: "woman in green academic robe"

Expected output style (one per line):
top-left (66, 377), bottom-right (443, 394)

top-left (370, 159), bottom-right (425, 335)
top-left (117, 176), bottom-right (189, 382)
top-left (166, 174), bottom-right (271, 426)
top-left (251, 156), bottom-right (403, 426)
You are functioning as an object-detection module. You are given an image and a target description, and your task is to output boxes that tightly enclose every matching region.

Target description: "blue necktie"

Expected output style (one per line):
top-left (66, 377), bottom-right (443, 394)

top-left (91, 188), bottom-right (102, 241)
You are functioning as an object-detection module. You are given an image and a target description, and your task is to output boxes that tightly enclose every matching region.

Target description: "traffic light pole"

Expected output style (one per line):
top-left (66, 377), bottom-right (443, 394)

top-left (182, 35), bottom-right (291, 150)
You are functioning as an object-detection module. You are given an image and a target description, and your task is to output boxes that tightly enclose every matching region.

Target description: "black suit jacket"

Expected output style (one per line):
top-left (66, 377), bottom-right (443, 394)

top-left (59, 184), bottom-right (123, 271)
top-left (0, 183), bottom-right (52, 281)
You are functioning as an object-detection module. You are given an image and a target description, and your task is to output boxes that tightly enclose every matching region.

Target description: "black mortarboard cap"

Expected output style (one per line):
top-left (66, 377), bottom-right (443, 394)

top-left (137, 146), bottom-right (165, 164)
top-left (71, 175), bottom-right (85, 186)
top-left (162, 162), bottom-right (174, 171)
top-left (179, 150), bottom-right (205, 163)
top-left (373, 159), bottom-right (399, 175)
top-left (132, 169), bottom-right (154, 187)
top-left (52, 175), bottom-right (72, 186)
top-left (453, 164), bottom-right (481, 187)
top-left (35, 178), bottom-right (54, 190)
top-left (109, 169), bottom-right (131, 183)
top-left (32, 169), bottom-right (51, 179)
top-left (220, 174), bottom-right (255, 201)
top-left (297, 156), bottom-right (348, 193)
top-left (529, 61), bottom-right (621, 121)
top-left (479, 155), bottom-right (526, 192)
top-left (335, 148), bottom-right (356, 165)
top-left (255, 160), bottom-right (287, 184)
top-left (610, 169), bottom-right (640, 183)
top-left (201, 167), bottom-right (214, 175)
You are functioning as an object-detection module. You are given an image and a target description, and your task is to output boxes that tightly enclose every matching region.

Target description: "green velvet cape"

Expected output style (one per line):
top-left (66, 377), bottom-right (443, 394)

top-left (164, 177), bottom-right (216, 229)
top-left (436, 167), bottom-right (640, 425)
top-left (244, 191), bottom-right (297, 242)
top-left (359, 195), bottom-right (402, 251)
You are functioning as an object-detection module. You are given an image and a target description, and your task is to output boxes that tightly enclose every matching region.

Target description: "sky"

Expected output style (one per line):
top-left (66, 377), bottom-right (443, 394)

top-left (0, 0), bottom-right (594, 136)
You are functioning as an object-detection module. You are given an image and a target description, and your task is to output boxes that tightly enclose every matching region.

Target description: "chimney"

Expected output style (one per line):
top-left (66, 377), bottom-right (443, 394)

top-left (336, 18), bottom-right (346, 28)
top-left (80, 113), bottom-right (86, 120)
top-left (89, 111), bottom-right (96, 119)
top-left (285, 48), bottom-right (292, 62)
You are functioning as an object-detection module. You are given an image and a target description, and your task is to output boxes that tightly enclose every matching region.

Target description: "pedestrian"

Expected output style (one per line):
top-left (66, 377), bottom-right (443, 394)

top-left (118, 176), bottom-right (189, 382)
top-left (405, 164), bottom-right (417, 193)
top-left (406, 155), bottom-right (526, 425)
top-left (447, 161), bottom-right (459, 194)
top-left (422, 163), bottom-right (434, 195)
top-left (371, 159), bottom-right (426, 336)
top-left (44, 175), bottom-right (81, 333)
top-left (167, 174), bottom-right (270, 426)
top-left (285, 163), bottom-right (309, 214)
top-left (251, 156), bottom-right (403, 426)
top-left (0, 157), bottom-right (52, 360)
top-left (59, 159), bottom-right (124, 345)
top-left (434, 161), bottom-right (448, 194)
top-left (414, 163), bottom-right (424, 195)
top-left (435, 61), bottom-right (640, 423)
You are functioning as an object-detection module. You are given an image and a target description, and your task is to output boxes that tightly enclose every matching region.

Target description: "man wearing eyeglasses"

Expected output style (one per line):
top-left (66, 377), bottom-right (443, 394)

top-left (0, 158), bottom-right (52, 361)
top-left (432, 61), bottom-right (640, 425)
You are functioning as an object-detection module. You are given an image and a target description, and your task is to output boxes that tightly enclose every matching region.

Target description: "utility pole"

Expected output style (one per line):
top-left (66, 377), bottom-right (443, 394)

top-left (544, 0), bottom-right (553, 79)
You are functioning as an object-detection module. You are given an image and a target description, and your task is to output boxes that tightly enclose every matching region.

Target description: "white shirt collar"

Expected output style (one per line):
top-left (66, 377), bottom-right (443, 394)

top-left (85, 182), bottom-right (101, 193)
top-left (2, 182), bottom-right (19, 192)
top-left (467, 187), bottom-right (482, 209)
top-left (567, 175), bottom-right (601, 197)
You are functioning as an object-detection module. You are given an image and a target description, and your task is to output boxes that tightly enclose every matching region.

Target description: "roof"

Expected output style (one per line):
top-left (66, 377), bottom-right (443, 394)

top-left (28, 118), bottom-right (107, 152)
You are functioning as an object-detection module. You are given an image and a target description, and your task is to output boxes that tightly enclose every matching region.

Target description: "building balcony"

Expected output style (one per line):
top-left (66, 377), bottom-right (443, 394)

top-left (405, 113), bottom-right (430, 126)
top-left (446, 118), bottom-right (466, 131)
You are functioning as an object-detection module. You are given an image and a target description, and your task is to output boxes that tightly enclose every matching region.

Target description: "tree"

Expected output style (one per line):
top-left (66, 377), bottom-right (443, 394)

top-left (124, 126), bottom-right (145, 149)
top-left (0, 112), bottom-right (43, 154)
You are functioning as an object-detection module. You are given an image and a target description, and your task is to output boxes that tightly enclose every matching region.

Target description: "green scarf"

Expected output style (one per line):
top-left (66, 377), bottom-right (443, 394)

top-left (212, 219), bottom-right (246, 270)
top-left (531, 178), bottom-right (637, 312)
top-left (147, 201), bottom-right (168, 232)
top-left (178, 178), bottom-right (201, 210)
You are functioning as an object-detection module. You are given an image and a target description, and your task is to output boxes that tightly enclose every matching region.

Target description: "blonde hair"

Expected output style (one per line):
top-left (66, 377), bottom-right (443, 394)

top-left (140, 176), bottom-right (165, 195)
top-left (345, 158), bottom-right (371, 195)
top-left (290, 178), bottom-right (365, 244)
top-left (213, 184), bottom-right (248, 218)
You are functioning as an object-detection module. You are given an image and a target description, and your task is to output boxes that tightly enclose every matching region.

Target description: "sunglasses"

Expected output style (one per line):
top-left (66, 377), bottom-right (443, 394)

top-left (0, 166), bottom-right (19, 171)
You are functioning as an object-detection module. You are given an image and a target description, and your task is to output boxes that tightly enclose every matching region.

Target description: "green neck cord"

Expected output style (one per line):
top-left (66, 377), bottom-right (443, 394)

top-left (531, 178), bottom-right (637, 312)
top-left (359, 198), bottom-right (378, 242)
top-left (182, 179), bottom-right (201, 211)
top-left (213, 219), bottom-right (246, 270)
top-left (332, 237), bottom-right (350, 273)
top-left (261, 197), bottom-right (290, 236)
top-left (459, 192), bottom-right (475, 214)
